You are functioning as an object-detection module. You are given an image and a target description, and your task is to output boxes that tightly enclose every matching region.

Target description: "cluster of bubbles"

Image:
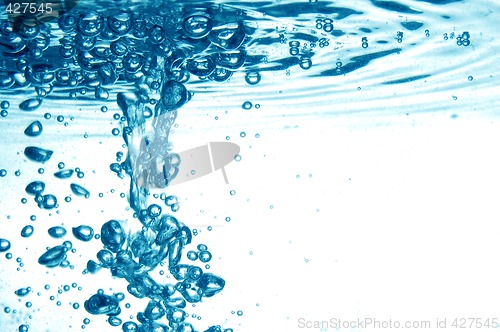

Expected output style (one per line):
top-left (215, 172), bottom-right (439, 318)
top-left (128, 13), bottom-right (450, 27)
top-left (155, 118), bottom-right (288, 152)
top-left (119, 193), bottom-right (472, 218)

top-left (456, 31), bottom-right (471, 47)
top-left (442, 31), bottom-right (471, 47)
top-left (396, 31), bottom-right (403, 43)
top-left (0, 3), bottom-right (261, 331)
top-left (80, 215), bottom-right (227, 331)
top-left (318, 37), bottom-right (330, 48)
top-left (1, 99), bottom-right (9, 117)
top-left (0, 5), bottom-right (255, 110)
top-left (314, 18), bottom-right (334, 33)
top-left (361, 37), bottom-right (368, 49)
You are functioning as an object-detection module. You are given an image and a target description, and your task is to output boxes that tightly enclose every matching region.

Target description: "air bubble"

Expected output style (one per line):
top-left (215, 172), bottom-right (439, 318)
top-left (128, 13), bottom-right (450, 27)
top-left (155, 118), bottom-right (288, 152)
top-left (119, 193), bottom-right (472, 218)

top-left (187, 251), bottom-right (198, 261)
top-left (48, 226), bottom-right (67, 238)
top-left (19, 98), bottom-right (43, 112)
top-left (21, 225), bottom-right (34, 238)
top-left (245, 71), bottom-right (261, 85)
top-left (73, 225), bottom-right (95, 242)
top-left (199, 251), bottom-right (212, 263)
top-left (19, 325), bottom-right (29, 332)
top-left (299, 57), bottom-right (312, 70)
top-left (0, 238), bottom-right (11, 252)
top-left (242, 101), bottom-right (252, 110)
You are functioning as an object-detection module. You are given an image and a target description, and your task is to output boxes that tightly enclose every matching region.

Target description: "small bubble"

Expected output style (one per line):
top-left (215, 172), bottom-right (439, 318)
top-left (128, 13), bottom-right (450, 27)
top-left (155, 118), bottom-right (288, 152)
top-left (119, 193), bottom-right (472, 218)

top-left (468, 76), bottom-right (473, 81)
top-left (15, 170), bottom-right (21, 176)
top-left (73, 303), bottom-right (80, 309)
top-left (299, 57), bottom-right (312, 70)
top-left (255, 104), bottom-right (260, 109)
top-left (58, 162), bottom-right (65, 169)
top-left (230, 190), bottom-right (236, 195)
top-left (323, 23), bottom-right (333, 32)
top-left (245, 71), bottom-right (261, 85)
top-left (101, 106), bottom-right (108, 113)
top-left (0, 110), bottom-right (7, 117)
top-left (242, 101), bottom-right (252, 110)
top-left (234, 154), bottom-right (242, 162)
top-left (57, 115), bottom-right (64, 122)
top-left (187, 250), bottom-right (198, 261)
top-left (38, 168), bottom-right (44, 174)
top-left (255, 133), bottom-right (260, 138)
top-left (0, 169), bottom-right (6, 177)
top-left (240, 132), bottom-right (246, 137)
top-left (112, 128), bottom-right (120, 136)
top-left (225, 217), bottom-right (231, 222)
top-left (1, 100), bottom-right (10, 109)
top-left (225, 136), bottom-right (230, 140)
top-left (44, 113), bottom-right (51, 119)
top-left (237, 310), bottom-right (243, 316)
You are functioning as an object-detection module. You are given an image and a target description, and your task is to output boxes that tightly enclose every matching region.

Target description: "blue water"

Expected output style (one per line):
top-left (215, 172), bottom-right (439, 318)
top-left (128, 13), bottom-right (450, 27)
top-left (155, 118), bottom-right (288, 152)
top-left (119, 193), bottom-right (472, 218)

top-left (0, 0), bottom-right (499, 331)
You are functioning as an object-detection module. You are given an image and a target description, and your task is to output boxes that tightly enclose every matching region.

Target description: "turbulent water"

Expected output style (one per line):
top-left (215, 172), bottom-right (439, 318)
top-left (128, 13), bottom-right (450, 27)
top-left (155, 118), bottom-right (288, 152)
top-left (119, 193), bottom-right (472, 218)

top-left (0, 0), bottom-right (499, 331)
